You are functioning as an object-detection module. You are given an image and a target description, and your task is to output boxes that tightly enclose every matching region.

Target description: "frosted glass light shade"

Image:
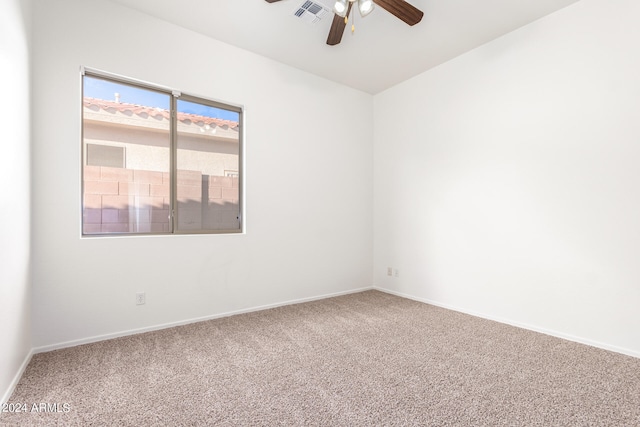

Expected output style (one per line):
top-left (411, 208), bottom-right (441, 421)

top-left (333, 0), bottom-right (348, 17)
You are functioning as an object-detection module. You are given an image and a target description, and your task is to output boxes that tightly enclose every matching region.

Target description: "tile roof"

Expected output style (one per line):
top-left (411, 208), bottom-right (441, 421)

top-left (83, 97), bottom-right (239, 130)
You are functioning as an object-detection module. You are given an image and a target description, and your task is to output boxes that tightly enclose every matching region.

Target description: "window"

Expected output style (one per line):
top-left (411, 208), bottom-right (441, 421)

top-left (86, 144), bottom-right (125, 168)
top-left (81, 70), bottom-right (243, 235)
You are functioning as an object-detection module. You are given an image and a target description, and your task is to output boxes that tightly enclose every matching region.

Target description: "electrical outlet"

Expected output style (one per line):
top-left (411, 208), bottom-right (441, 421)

top-left (387, 267), bottom-right (393, 276)
top-left (394, 269), bottom-right (400, 278)
top-left (136, 292), bottom-right (146, 305)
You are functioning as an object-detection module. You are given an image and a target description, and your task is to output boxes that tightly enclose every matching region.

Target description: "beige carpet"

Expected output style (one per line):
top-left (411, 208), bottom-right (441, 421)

top-left (2, 290), bottom-right (639, 426)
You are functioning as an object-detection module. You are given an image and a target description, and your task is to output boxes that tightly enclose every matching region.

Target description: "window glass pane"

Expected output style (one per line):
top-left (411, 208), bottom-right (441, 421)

top-left (176, 98), bottom-right (241, 232)
top-left (82, 76), bottom-right (171, 234)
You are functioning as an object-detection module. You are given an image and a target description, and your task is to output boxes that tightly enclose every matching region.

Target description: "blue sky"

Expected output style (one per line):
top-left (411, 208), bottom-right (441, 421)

top-left (83, 76), bottom-right (239, 121)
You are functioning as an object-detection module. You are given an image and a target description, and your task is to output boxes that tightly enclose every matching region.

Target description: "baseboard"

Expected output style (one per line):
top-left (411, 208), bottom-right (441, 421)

top-left (374, 286), bottom-right (640, 359)
top-left (33, 286), bottom-right (374, 354)
top-left (1, 349), bottom-right (33, 406)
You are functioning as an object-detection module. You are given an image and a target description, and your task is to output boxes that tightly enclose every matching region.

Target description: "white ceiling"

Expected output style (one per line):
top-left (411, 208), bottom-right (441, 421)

top-left (108, 0), bottom-right (581, 94)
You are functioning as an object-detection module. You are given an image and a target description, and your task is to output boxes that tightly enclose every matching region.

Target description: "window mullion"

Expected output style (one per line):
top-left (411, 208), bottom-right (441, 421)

top-left (170, 94), bottom-right (178, 233)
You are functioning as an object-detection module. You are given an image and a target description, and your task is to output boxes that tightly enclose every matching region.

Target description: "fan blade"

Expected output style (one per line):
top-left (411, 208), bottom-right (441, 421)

top-left (327, 2), bottom-right (353, 46)
top-left (373, 0), bottom-right (423, 26)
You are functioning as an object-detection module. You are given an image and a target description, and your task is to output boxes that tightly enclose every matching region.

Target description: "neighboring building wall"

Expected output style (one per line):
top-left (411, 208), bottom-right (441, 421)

top-left (83, 114), bottom-right (240, 178)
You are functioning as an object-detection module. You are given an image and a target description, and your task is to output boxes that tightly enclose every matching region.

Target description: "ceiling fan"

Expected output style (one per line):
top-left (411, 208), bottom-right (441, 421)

top-left (265, 0), bottom-right (424, 46)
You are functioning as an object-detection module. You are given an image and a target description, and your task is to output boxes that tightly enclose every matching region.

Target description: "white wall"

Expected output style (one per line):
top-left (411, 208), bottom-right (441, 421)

top-left (31, 0), bottom-right (373, 349)
top-left (374, 0), bottom-right (640, 356)
top-left (0, 0), bottom-right (32, 404)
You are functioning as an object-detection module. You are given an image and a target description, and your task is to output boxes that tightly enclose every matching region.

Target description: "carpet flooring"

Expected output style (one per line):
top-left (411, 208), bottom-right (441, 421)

top-left (2, 290), bottom-right (639, 426)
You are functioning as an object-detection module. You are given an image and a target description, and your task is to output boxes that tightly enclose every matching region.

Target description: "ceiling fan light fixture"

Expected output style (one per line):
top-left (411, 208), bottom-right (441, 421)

top-left (358, 0), bottom-right (374, 17)
top-left (333, 0), bottom-right (348, 17)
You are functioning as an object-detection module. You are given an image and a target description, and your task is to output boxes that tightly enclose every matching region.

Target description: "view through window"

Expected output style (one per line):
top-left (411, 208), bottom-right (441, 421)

top-left (82, 72), bottom-right (242, 235)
